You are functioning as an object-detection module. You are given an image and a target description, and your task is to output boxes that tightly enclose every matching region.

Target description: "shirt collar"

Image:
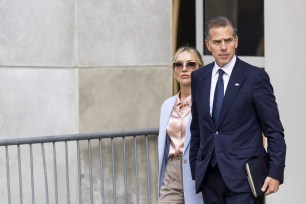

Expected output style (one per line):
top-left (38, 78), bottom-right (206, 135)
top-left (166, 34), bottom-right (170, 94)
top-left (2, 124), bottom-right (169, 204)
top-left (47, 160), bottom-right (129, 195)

top-left (175, 92), bottom-right (192, 108)
top-left (212, 55), bottom-right (236, 76)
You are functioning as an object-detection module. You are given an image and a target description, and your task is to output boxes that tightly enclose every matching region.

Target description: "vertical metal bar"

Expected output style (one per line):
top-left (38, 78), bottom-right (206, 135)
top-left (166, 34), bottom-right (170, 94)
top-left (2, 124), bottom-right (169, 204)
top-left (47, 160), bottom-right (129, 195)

top-left (111, 138), bottom-right (116, 204)
top-left (41, 143), bottom-right (49, 204)
top-left (5, 146), bottom-right (11, 204)
top-left (133, 136), bottom-right (139, 204)
top-left (99, 139), bottom-right (105, 204)
top-left (30, 144), bottom-right (35, 204)
top-left (17, 145), bottom-right (23, 204)
top-left (145, 135), bottom-right (151, 204)
top-left (123, 137), bottom-right (128, 204)
top-left (65, 142), bottom-right (70, 204)
top-left (53, 142), bottom-right (58, 204)
top-left (88, 140), bottom-right (93, 204)
top-left (196, 0), bottom-right (204, 55)
top-left (77, 141), bottom-right (82, 204)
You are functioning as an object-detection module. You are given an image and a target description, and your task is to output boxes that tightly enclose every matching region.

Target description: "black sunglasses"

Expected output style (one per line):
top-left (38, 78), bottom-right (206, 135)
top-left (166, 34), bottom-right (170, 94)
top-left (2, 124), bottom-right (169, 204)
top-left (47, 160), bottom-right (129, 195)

top-left (173, 61), bottom-right (197, 71)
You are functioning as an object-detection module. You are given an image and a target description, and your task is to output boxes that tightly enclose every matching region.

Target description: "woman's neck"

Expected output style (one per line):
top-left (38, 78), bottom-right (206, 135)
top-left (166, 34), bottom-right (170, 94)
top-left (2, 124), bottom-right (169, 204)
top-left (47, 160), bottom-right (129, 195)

top-left (179, 86), bottom-right (191, 101)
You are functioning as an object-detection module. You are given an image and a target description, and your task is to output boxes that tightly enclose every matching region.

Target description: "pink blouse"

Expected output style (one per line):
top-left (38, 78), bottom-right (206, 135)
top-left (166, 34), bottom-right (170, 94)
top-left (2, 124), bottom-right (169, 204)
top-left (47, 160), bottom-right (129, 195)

top-left (166, 93), bottom-right (192, 157)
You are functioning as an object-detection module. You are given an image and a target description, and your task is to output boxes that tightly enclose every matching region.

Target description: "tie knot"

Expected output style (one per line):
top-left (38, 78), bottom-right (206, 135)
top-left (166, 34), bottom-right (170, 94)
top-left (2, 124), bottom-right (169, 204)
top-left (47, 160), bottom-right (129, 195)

top-left (218, 69), bottom-right (225, 78)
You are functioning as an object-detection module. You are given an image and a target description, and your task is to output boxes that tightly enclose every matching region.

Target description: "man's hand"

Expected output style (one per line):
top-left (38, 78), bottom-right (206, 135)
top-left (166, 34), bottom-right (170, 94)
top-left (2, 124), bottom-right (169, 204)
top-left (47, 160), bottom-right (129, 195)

top-left (261, 176), bottom-right (280, 196)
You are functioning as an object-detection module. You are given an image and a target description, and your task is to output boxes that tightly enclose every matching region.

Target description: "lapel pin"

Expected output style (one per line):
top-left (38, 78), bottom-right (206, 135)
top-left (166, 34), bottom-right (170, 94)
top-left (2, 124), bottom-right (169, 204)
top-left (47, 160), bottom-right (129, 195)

top-left (235, 83), bottom-right (239, 86)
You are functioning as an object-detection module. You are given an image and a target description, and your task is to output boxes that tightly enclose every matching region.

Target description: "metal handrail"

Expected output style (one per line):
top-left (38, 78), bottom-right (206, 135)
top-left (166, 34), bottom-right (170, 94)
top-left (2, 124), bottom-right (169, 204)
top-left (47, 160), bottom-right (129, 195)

top-left (0, 128), bottom-right (159, 146)
top-left (0, 128), bottom-right (159, 204)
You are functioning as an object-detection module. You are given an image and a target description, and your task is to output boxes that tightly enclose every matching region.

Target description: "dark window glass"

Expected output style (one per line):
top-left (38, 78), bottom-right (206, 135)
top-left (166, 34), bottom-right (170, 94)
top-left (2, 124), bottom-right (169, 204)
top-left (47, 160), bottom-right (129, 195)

top-left (236, 0), bottom-right (264, 56)
top-left (176, 0), bottom-right (196, 48)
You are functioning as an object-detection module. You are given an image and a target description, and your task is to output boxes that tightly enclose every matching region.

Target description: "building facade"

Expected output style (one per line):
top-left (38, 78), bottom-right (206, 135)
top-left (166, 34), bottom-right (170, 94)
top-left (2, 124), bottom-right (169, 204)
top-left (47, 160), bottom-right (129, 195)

top-left (0, 0), bottom-right (305, 203)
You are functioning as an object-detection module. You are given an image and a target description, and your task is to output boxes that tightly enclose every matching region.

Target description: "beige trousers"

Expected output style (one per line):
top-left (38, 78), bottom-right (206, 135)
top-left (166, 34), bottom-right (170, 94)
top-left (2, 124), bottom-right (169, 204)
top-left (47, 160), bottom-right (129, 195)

top-left (159, 156), bottom-right (184, 204)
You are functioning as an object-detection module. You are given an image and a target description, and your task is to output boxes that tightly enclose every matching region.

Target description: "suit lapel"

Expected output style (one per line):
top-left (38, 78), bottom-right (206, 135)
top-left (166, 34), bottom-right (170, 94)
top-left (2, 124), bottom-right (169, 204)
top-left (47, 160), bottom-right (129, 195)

top-left (217, 59), bottom-right (245, 127)
top-left (198, 65), bottom-right (215, 128)
top-left (166, 97), bottom-right (176, 118)
top-left (159, 96), bottom-right (176, 155)
top-left (162, 96), bottom-right (176, 130)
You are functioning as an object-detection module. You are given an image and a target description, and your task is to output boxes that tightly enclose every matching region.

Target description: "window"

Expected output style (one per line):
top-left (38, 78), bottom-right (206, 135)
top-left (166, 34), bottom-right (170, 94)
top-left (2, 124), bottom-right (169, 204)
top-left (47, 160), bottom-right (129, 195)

top-left (176, 0), bottom-right (196, 49)
top-left (173, 0), bottom-right (264, 56)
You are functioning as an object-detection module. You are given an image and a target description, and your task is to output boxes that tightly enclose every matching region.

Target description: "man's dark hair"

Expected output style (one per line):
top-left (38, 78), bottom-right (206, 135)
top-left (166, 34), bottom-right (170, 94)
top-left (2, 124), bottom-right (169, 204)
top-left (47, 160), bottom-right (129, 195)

top-left (205, 16), bottom-right (237, 40)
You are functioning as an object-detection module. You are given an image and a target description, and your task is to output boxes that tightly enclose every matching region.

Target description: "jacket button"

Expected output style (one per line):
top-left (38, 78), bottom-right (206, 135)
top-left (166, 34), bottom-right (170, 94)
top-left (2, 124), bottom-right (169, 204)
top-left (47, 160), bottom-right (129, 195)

top-left (214, 131), bottom-right (218, 135)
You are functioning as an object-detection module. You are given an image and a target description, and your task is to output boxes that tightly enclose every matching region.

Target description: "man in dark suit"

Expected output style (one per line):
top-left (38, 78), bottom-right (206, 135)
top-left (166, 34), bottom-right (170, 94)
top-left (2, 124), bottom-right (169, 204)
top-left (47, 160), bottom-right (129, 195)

top-left (189, 16), bottom-right (286, 204)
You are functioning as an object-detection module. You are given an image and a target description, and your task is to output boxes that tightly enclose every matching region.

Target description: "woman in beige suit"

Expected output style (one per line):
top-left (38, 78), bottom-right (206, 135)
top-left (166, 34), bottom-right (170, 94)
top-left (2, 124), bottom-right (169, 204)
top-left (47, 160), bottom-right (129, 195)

top-left (158, 46), bottom-right (204, 204)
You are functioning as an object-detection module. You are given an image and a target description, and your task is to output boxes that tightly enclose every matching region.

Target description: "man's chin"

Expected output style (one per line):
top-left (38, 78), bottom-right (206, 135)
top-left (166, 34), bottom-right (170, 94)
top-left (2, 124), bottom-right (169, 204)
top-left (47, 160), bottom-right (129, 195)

top-left (216, 60), bottom-right (229, 67)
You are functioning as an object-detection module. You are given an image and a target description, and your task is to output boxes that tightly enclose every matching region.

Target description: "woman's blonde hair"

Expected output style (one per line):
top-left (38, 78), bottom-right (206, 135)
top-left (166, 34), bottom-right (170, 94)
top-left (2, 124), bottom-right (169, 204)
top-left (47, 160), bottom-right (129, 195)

top-left (172, 46), bottom-right (204, 68)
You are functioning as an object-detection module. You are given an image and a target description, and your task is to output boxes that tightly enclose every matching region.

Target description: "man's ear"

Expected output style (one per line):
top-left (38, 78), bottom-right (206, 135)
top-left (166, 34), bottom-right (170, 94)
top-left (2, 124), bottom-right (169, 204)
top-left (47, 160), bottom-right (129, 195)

top-left (235, 36), bottom-right (238, 49)
top-left (205, 39), bottom-right (211, 52)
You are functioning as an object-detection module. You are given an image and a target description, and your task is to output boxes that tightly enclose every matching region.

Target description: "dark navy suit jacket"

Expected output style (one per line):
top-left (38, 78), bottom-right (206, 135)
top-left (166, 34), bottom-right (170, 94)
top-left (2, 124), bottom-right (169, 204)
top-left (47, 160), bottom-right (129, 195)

top-left (189, 57), bottom-right (286, 193)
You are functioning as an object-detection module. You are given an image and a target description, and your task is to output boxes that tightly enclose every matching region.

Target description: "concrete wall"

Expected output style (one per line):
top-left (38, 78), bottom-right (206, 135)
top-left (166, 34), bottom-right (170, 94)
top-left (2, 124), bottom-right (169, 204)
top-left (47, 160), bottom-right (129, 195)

top-left (77, 0), bottom-right (172, 132)
top-left (0, 0), bottom-right (172, 203)
top-left (265, 0), bottom-right (306, 203)
top-left (77, 1), bottom-right (172, 202)
top-left (0, 1), bottom-right (77, 203)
